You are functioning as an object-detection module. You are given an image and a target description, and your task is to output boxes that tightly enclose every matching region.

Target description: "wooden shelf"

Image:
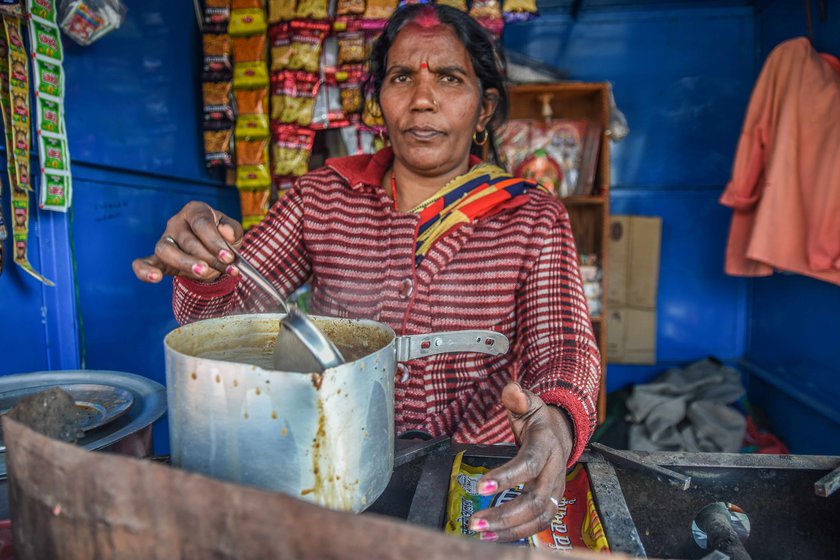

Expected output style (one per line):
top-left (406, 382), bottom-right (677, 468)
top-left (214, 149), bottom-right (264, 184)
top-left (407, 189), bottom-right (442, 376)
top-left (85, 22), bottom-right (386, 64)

top-left (507, 82), bottom-right (611, 423)
top-left (563, 195), bottom-right (607, 206)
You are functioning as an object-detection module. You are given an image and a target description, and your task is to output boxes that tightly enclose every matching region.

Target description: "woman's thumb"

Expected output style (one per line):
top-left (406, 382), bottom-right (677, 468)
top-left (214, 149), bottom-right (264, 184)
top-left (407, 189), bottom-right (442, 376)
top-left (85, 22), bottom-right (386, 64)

top-left (501, 382), bottom-right (534, 417)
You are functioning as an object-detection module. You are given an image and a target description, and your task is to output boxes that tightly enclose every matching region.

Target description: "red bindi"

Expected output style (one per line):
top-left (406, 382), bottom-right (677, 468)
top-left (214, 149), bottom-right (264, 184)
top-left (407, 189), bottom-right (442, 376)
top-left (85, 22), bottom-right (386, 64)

top-left (420, 62), bottom-right (427, 69)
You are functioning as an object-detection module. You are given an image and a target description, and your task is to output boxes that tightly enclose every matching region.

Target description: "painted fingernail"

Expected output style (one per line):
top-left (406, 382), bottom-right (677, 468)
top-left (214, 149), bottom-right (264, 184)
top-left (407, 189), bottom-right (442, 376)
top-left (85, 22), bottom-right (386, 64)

top-left (218, 249), bottom-right (233, 263)
top-left (226, 265), bottom-right (239, 277)
top-left (147, 272), bottom-right (160, 282)
top-left (478, 480), bottom-right (498, 495)
top-left (192, 262), bottom-right (207, 275)
top-left (480, 531), bottom-right (498, 542)
top-left (470, 518), bottom-right (489, 531)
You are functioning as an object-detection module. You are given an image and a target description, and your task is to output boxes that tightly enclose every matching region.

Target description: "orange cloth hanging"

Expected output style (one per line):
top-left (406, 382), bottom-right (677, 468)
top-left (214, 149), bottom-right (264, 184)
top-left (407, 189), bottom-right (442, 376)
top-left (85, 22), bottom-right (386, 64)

top-left (721, 38), bottom-right (840, 285)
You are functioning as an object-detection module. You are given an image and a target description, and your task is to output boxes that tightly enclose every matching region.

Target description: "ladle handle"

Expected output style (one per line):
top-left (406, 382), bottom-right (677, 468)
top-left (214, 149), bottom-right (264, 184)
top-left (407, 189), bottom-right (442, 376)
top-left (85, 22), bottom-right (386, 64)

top-left (228, 245), bottom-right (289, 314)
top-left (395, 330), bottom-right (509, 362)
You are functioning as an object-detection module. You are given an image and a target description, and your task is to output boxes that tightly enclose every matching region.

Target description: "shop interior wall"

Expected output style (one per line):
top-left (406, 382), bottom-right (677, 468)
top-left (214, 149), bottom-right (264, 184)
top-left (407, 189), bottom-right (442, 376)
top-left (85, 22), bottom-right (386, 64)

top-left (0, 1), bottom-right (239, 450)
top-left (740, 0), bottom-right (840, 454)
top-left (503, 2), bottom-right (754, 392)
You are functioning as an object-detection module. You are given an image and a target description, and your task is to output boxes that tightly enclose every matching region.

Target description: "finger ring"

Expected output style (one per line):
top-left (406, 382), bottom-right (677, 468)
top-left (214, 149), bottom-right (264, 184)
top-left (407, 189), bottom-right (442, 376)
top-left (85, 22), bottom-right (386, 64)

top-left (549, 496), bottom-right (561, 508)
top-left (163, 235), bottom-right (179, 247)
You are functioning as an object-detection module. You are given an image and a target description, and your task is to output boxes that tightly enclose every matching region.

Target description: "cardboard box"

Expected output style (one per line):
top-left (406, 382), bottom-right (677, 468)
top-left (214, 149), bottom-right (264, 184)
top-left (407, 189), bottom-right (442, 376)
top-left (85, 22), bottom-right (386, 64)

top-left (607, 216), bottom-right (662, 364)
top-left (607, 216), bottom-right (661, 309)
top-left (607, 307), bottom-right (657, 364)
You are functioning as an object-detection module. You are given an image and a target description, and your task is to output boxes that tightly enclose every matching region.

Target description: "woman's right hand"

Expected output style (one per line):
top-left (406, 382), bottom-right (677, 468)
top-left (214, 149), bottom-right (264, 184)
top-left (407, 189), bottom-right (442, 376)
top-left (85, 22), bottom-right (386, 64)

top-left (132, 201), bottom-right (244, 284)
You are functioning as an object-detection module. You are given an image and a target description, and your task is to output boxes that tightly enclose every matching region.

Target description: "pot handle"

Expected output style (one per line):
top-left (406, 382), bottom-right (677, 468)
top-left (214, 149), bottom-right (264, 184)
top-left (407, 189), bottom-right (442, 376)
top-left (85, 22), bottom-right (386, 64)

top-left (395, 330), bottom-right (510, 362)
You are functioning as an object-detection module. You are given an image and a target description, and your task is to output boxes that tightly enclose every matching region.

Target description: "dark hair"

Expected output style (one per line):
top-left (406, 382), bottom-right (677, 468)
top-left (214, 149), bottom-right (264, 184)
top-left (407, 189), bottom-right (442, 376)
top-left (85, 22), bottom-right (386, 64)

top-left (366, 4), bottom-right (508, 163)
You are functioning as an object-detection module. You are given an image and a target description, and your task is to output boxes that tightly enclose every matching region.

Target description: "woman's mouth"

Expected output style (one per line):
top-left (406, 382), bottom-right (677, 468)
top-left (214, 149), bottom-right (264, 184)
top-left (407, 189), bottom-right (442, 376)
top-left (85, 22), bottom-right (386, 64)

top-left (405, 127), bottom-right (444, 141)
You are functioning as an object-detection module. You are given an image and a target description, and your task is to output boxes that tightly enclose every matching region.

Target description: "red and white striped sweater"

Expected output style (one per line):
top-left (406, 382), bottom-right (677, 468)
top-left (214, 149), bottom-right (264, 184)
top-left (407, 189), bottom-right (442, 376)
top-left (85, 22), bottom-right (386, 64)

top-left (173, 149), bottom-right (601, 465)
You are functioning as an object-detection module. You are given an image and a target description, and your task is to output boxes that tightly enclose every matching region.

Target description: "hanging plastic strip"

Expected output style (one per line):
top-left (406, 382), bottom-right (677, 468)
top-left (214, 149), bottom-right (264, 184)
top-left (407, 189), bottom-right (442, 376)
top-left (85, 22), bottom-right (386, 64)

top-left (0, 14), bottom-right (53, 285)
top-left (27, 0), bottom-right (72, 213)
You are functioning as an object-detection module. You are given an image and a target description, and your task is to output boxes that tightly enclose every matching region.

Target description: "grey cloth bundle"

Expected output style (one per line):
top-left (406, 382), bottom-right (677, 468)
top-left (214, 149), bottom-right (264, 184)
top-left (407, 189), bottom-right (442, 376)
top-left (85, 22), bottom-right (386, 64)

top-left (626, 358), bottom-right (746, 453)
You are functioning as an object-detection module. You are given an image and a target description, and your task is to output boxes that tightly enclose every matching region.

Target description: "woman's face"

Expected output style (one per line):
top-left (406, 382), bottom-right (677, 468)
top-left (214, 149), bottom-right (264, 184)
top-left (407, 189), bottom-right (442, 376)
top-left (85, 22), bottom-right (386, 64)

top-left (379, 22), bottom-right (498, 177)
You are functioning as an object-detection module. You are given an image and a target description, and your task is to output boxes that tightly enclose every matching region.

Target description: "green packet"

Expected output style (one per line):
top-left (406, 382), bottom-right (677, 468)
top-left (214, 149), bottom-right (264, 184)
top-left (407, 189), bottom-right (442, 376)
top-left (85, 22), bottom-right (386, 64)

top-left (29, 0), bottom-right (58, 23)
top-left (38, 97), bottom-right (61, 134)
top-left (32, 20), bottom-right (62, 60)
top-left (35, 58), bottom-right (62, 98)
top-left (40, 171), bottom-right (70, 211)
top-left (40, 134), bottom-right (68, 171)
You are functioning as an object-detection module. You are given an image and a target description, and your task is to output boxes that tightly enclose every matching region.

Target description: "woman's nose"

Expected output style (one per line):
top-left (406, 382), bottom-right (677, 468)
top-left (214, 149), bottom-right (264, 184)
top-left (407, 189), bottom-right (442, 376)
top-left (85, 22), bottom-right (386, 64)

top-left (409, 75), bottom-right (438, 112)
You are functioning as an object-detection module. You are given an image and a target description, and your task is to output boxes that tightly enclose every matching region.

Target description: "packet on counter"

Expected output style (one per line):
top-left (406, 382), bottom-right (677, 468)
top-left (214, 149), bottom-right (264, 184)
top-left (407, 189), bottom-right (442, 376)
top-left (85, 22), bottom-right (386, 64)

top-left (445, 451), bottom-right (610, 553)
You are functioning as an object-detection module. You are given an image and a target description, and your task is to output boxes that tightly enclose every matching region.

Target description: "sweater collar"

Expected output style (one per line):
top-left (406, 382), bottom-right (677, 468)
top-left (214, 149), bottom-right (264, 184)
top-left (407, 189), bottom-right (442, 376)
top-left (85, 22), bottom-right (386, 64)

top-left (325, 147), bottom-right (484, 191)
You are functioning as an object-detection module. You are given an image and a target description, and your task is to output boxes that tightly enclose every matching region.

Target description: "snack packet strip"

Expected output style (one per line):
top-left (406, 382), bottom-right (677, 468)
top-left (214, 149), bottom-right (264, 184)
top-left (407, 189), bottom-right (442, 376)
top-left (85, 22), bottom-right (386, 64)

top-left (0, 15), bottom-right (53, 284)
top-left (27, 0), bottom-right (72, 213)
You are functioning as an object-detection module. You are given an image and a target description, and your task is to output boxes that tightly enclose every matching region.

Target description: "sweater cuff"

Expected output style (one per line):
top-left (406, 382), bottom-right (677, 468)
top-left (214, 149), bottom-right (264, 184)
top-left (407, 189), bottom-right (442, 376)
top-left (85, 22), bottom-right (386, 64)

top-left (173, 274), bottom-right (239, 298)
top-left (537, 388), bottom-right (594, 468)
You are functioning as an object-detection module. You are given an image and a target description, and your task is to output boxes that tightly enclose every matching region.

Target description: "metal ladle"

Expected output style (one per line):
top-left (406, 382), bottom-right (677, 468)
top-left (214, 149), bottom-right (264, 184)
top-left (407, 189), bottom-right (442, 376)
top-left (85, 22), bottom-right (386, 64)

top-left (227, 244), bottom-right (345, 373)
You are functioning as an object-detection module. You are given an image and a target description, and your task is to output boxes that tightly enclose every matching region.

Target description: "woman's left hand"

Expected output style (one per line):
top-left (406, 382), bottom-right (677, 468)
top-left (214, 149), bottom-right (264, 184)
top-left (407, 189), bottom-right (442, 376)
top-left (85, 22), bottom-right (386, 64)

top-left (468, 382), bottom-right (574, 542)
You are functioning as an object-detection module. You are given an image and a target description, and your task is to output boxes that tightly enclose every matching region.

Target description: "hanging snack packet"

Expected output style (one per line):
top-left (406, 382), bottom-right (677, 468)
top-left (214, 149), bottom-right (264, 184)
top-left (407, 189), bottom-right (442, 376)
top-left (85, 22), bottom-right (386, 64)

top-left (203, 53), bottom-right (233, 82)
top-left (231, 0), bottom-right (265, 8)
top-left (436, 0), bottom-right (467, 11)
top-left (336, 31), bottom-right (365, 65)
top-left (469, 0), bottom-right (504, 39)
top-left (235, 86), bottom-right (267, 114)
top-left (233, 60), bottom-right (269, 88)
top-left (235, 112), bottom-right (270, 139)
top-left (239, 188), bottom-right (271, 230)
top-left (271, 70), bottom-right (320, 126)
top-left (41, 136), bottom-right (69, 171)
top-left (363, 0), bottom-right (397, 20)
top-left (271, 124), bottom-right (315, 177)
top-left (0, 1), bottom-right (21, 17)
top-left (310, 78), bottom-right (347, 129)
top-left (236, 137), bottom-right (269, 167)
top-left (445, 452), bottom-right (610, 553)
top-left (361, 92), bottom-right (385, 128)
top-left (37, 96), bottom-right (61, 134)
top-left (268, 0), bottom-right (296, 22)
top-left (337, 69), bottom-right (363, 120)
top-left (204, 129), bottom-right (233, 167)
top-left (204, 103), bottom-right (235, 130)
top-left (336, 0), bottom-right (364, 17)
top-left (502, 0), bottom-right (538, 22)
top-left (294, 0), bottom-right (328, 20)
top-left (232, 33), bottom-right (266, 63)
top-left (31, 19), bottom-right (62, 59)
top-left (236, 135), bottom-right (271, 189)
top-left (269, 22), bottom-right (291, 70)
top-left (204, 6), bottom-right (231, 33)
top-left (288, 22), bottom-right (329, 73)
top-left (236, 162), bottom-right (271, 189)
top-left (203, 80), bottom-right (232, 106)
top-left (58, 0), bottom-right (128, 47)
top-left (228, 8), bottom-right (267, 36)
top-left (203, 33), bottom-right (230, 59)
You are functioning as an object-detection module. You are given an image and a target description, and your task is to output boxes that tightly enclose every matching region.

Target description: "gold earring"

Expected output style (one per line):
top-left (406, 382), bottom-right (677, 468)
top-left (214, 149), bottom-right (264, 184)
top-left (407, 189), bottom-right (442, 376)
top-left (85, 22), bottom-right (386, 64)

top-left (473, 129), bottom-right (488, 146)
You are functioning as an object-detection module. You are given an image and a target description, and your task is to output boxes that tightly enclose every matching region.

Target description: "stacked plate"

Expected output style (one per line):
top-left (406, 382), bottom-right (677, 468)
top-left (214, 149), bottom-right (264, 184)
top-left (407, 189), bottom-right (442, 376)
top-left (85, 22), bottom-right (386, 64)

top-left (0, 370), bottom-right (167, 479)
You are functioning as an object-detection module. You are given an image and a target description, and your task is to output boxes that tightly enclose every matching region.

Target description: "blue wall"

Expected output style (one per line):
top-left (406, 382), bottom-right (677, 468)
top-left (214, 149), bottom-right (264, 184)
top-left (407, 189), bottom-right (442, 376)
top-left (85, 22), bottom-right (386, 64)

top-left (0, 1), bottom-right (238, 451)
top-left (741, 0), bottom-right (840, 454)
top-left (504, 3), bottom-right (754, 390)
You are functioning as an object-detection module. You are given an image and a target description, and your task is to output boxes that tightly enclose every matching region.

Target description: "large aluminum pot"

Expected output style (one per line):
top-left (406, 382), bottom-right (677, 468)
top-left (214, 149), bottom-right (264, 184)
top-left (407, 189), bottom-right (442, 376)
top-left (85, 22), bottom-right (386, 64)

top-left (164, 313), bottom-right (508, 512)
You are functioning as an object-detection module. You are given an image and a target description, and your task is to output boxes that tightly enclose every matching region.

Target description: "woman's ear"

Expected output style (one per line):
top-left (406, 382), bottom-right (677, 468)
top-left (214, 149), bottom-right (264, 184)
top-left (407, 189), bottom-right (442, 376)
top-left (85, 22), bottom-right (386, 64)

top-left (477, 87), bottom-right (500, 132)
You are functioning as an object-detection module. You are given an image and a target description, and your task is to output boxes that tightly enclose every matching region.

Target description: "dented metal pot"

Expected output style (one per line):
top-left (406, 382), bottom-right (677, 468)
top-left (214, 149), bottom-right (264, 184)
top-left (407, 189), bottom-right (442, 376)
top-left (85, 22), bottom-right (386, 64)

top-left (163, 313), bottom-right (508, 513)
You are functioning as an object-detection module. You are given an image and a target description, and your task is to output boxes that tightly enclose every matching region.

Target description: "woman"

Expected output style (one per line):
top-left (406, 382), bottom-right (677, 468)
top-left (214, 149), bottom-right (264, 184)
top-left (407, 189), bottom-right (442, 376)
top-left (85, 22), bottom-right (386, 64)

top-left (133, 4), bottom-right (600, 542)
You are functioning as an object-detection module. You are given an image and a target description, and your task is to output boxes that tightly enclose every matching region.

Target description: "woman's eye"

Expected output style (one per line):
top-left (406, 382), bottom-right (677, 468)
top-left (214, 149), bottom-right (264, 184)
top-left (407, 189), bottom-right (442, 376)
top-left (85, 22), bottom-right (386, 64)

top-left (393, 74), bottom-right (410, 83)
top-left (441, 74), bottom-right (461, 84)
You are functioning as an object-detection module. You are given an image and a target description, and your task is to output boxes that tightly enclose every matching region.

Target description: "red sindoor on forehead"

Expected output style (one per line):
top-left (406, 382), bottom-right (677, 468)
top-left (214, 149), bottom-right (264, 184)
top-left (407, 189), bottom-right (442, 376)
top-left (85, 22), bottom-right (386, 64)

top-left (411, 5), bottom-right (441, 28)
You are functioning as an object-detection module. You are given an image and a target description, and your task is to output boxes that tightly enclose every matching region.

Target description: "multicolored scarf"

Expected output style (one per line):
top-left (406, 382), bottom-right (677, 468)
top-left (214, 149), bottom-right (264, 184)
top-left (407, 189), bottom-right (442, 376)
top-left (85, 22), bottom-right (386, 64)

top-left (410, 163), bottom-right (544, 265)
